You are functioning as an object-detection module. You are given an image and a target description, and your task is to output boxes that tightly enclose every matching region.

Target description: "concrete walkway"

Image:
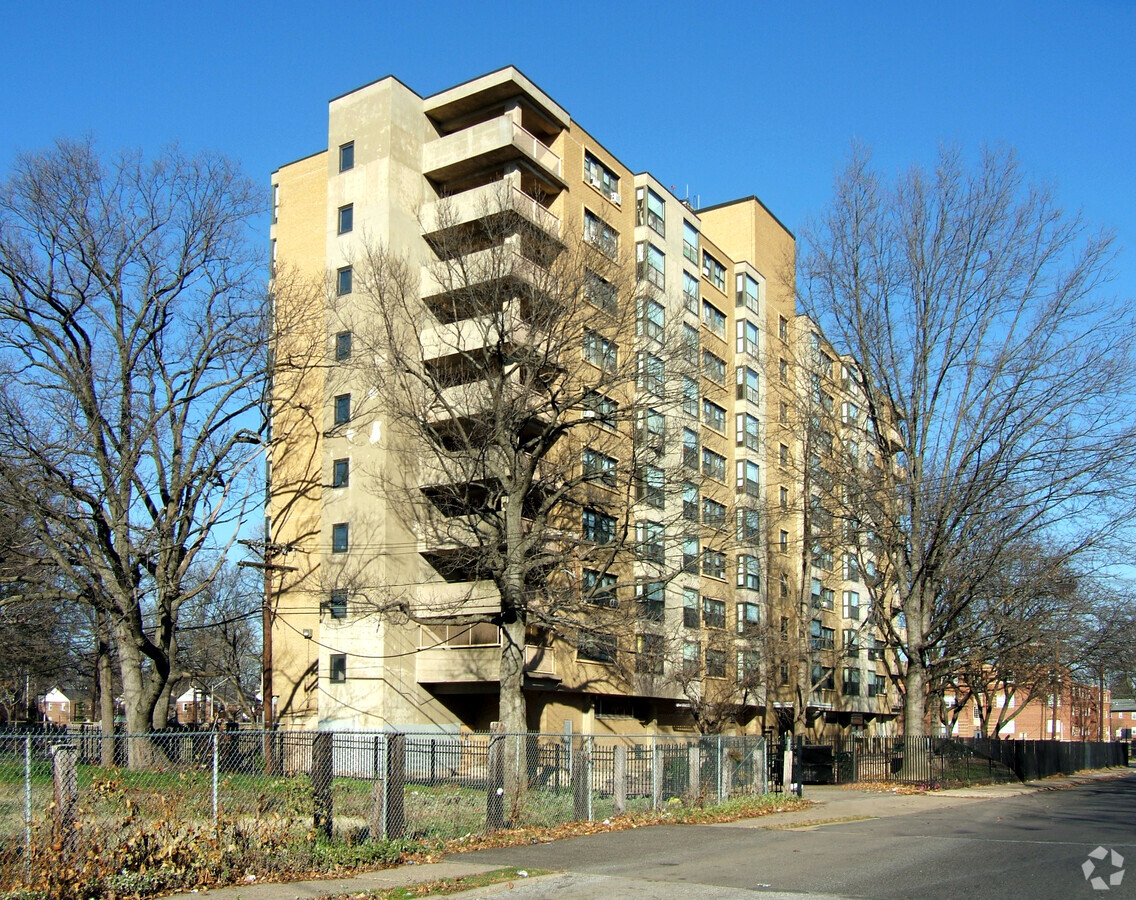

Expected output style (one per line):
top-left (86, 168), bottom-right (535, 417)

top-left (174, 767), bottom-right (1132, 900)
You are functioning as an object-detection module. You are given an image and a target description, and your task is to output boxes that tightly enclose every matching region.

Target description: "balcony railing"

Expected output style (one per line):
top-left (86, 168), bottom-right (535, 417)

top-left (423, 116), bottom-right (563, 185)
top-left (421, 182), bottom-right (561, 240)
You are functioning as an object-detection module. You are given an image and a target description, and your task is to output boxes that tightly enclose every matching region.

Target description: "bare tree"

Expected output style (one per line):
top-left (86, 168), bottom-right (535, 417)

top-left (799, 145), bottom-right (1136, 741)
top-left (0, 139), bottom-right (266, 763)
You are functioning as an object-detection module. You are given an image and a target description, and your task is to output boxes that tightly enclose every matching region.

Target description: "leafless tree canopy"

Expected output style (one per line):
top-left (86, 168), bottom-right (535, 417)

top-left (800, 146), bottom-right (1136, 736)
top-left (0, 139), bottom-right (267, 758)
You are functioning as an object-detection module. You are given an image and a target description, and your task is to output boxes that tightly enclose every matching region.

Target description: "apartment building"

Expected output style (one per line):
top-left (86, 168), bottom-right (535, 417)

top-left (942, 677), bottom-right (1110, 741)
top-left (268, 67), bottom-right (896, 738)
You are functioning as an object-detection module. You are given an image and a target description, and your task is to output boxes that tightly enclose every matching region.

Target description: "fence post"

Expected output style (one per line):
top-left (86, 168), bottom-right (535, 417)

top-left (212, 731), bottom-right (219, 824)
top-left (652, 735), bottom-right (662, 809)
top-left (369, 736), bottom-right (385, 840)
top-left (613, 744), bottom-right (627, 815)
top-left (51, 742), bottom-right (79, 860)
top-left (572, 736), bottom-right (589, 820)
top-left (688, 740), bottom-right (701, 803)
top-left (311, 732), bottom-right (333, 840)
top-left (23, 737), bottom-right (31, 880)
top-left (384, 732), bottom-right (406, 838)
top-left (486, 723), bottom-right (505, 832)
top-left (721, 738), bottom-right (733, 800)
top-left (756, 735), bottom-right (767, 794)
top-left (585, 736), bottom-right (594, 821)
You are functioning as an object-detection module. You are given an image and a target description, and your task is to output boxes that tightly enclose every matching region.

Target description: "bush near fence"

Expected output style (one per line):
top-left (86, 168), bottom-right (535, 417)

top-left (0, 729), bottom-right (772, 898)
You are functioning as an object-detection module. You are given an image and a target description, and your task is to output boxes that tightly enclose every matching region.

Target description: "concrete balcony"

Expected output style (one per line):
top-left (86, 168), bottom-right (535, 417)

top-left (421, 183), bottom-right (561, 241)
top-left (416, 641), bottom-right (559, 686)
top-left (423, 115), bottom-right (564, 187)
top-left (419, 301), bottom-right (535, 365)
top-left (420, 247), bottom-right (546, 309)
top-left (414, 579), bottom-right (501, 620)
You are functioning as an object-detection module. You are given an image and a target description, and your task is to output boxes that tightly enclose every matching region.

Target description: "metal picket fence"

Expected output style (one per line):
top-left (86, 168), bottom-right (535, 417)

top-left (0, 728), bottom-right (769, 892)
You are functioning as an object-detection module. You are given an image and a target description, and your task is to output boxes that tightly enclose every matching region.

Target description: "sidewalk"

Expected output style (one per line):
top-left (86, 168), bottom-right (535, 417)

top-left (174, 767), bottom-right (1132, 900)
top-left (733, 766), bottom-right (1133, 829)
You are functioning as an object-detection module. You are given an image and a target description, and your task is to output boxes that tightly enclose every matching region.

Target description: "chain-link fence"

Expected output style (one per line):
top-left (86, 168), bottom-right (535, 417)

top-left (0, 728), bottom-right (769, 892)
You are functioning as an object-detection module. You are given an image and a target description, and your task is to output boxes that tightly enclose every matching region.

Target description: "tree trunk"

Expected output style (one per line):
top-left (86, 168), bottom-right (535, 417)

top-left (114, 628), bottom-right (162, 768)
top-left (96, 611), bottom-right (116, 767)
top-left (498, 613), bottom-right (526, 825)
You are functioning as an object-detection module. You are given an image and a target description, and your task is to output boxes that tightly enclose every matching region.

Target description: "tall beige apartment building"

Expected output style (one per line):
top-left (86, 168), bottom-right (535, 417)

top-left (268, 67), bottom-right (896, 738)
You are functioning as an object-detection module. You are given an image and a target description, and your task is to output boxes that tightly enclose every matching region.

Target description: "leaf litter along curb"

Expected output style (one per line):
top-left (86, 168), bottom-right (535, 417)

top-left (317, 867), bottom-right (553, 900)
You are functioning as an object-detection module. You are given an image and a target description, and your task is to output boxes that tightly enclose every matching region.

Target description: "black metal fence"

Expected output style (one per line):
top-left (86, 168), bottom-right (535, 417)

top-left (797, 736), bottom-right (1129, 786)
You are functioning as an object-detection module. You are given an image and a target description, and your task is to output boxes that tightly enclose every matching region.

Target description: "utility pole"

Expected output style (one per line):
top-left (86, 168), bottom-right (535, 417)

top-left (239, 540), bottom-right (295, 774)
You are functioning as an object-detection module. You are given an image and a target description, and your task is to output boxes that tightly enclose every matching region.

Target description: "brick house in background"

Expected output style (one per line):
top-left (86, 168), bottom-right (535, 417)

top-left (1109, 698), bottom-right (1136, 740)
top-left (39, 687), bottom-right (71, 725)
top-left (941, 675), bottom-right (1109, 741)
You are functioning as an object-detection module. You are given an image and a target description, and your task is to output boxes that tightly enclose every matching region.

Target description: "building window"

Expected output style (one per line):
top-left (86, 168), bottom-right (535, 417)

top-left (737, 319), bottom-right (760, 358)
top-left (702, 349), bottom-right (726, 384)
top-left (843, 590), bottom-right (861, 621)
top-left (637, 186), bottom-right (666, 236)
top-left (702, 299), bottom-right (726, 336)
top-left (639, 297), bottom-right (665, 341)
top-left (331, 523), bottom-right (349, 553)
top-left (779, 358), bottom-right (789, 384)
top-left (702, 250), bottom-right (726, 291)
top-left (637, 634), bottom-right (665, 675)
top-left (637, 465), bottom-right (665, 509)
top-left (583, 447), bottom-right (618, 486)
top-left (638, 351), bottom-right (664, 396)
top-left (703, 550), bottom-right (726, 580)
top-left (584, 209), bottom-right (619, 257)
top-left (683, 220), bottom-right (699, 263)
top-left (780, 573), bottom-right (790, 598)
top-left (582, 508), bottom-right (617, 544)
top-left (702, 398), bottom-right (726, 433)
top-left (843, 629), bottom-right (860, 656)
top-left (737, 366), bottom-right (760, 404)
top-left (578, 631), bottom-right (617, 664)
top-left (334, 393), bottom-right (351, 425)
top-left (337, 204), bottom-right (353, 234)
top-left (779, 443), bottom-right (790, 467)
top-left (332, 458), bottom-right (349, 488)
top-left (702, 497), bottom-right (726, 527)
top-left (583, 569), bottom-right (618, 607)
top-left (584, 390), bottom-right (618, 428)
top-left (339, 141), bottom-right (354, 172)
top-left (736, 413), bottom-right (761, 452)
top-left (637, 407), bottom-right (665, 451)
top-left (706, 648), bottom-right (727, 678)
top-left (682, 270), bottom-right (699, 312)
top-left (703, 596), bottom-right (726, 629)
top-left (738, 602), bottom-right (760, 635)
top-left (843, 667), bottom-right (861, 697)
top-left (844, 554), bottom-right (861, 582)
top-left (778, 316), bottom-right (788, 341)
top-left (702, 448), bottom-right (725, 482)
top-left (867, 638), bottom-right (886, 662)
top-left (584, 329), bottom-right (618, 372)
top-left (636, 581), bottom-right (665, 621)
top-left (810, 620), bottom-right (835, 651)
top-left (584, 269), bottom-right (619, 315)
top-left (683, 641), bottom-right (701, 677)
top-left (636, 242), bottom-right (666, 290)
top-left (682, 376), bottom-right (699, 419)
top-left (779, 530), bottom-right (789, 552)
top-left (780, 486), bottom-right (789, 509)
top-left (682, 482), bottom-right (699, 522)
top-left (737, 272), bottom-right (760, 311)
top-left (636, 520), bottom-right (665, 564)
top-left (682, 537), bottom-right (700, 573)
top-left (682, 323), bottom-right (700, 367)
top-left (869, 673), bottom-right (887, 698)
top-left (812, 664), bottom-right (834, 692)
top-left (328, 590), bottom-right (348, 619)
top-left (584, 151), bottom-right (620, 201)
top-left (779, 663), bottom-right (790, 685)
top-left (336, 266), bottom-right (353, 296)
top-left (736, 459), bottom-right (760, 497)
top-left (272, 183), bottom-right (279, 224)
top-left (737, 554), bottom-right (761, 591)
top-left (737, 507), bottom-right (761, 542)
top-left (335, 331), bottom-right (352, 361)
top-left (683, 588), bottom-right (700, 628)
top-left (780, 402), bottom-right (789, 425)
top-left (682, 428), bottom-right (699, 469)
top-left (329, 654), bottom-right (347, 683)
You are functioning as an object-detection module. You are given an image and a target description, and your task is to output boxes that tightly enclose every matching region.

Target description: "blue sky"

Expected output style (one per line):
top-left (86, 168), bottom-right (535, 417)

top-left (2, 1), bottom-right (1134, 299)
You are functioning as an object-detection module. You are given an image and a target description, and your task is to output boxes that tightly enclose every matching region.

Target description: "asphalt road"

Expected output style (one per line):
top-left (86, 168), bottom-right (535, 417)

top-left (461, 774), bottom-right (1136, 899)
